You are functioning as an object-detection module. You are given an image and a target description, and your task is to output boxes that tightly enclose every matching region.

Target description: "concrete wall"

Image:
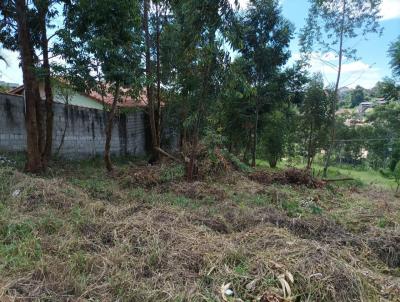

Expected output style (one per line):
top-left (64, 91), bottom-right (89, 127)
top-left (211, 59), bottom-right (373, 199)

top-left (0, 93), bottom-right (146, 158)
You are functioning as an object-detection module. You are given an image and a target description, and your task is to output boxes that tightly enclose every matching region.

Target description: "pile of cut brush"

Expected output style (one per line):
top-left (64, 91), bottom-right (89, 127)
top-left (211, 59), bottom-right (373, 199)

top-left (249, 168), bottom-right (325, 188)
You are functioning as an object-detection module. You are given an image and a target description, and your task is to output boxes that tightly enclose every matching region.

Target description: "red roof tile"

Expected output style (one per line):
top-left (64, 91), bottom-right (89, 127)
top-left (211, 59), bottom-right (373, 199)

top-left (88, 88), bottom-right (148, 108)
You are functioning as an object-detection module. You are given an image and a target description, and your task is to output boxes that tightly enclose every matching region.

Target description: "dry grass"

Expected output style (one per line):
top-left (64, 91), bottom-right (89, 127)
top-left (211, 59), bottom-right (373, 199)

top-left (0, 163), bottom-right (399, 301)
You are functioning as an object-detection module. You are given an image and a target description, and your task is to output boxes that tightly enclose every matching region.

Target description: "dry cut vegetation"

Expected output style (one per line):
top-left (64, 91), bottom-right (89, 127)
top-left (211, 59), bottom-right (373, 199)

top-left (0, 160), bottom-right (399, 301)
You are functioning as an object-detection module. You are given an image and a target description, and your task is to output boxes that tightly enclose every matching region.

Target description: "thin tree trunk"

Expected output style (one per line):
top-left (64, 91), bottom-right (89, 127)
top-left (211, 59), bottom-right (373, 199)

top-left (56, 99), bottom-right (69, 156)
top-left (41, 14), bottom-right (54, 164)
top-left (155, 2), bottom-right (162, 148)
top-left (242, 130), bottom-right (252, 164)
top-left (269, 158), bottom-right (278, 168)
top-left (307, 125), bottom-right (313, 169)
top-left (35, 69), bottom-right (45, 158)
top-left (143, 0), bottom-right (159, 161)
top-left (15, 0), bottom-right (43, 173)
top-left (104, 85), bottom-right (120, 172)
top-left (323, 0), bottom-right (346, 177)
top-left (251, 106), bottom-right (259, 167)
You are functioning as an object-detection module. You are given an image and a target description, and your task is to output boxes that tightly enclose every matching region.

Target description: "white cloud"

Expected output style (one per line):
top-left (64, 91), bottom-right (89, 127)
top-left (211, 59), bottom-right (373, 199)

top-left (290, 52), bottom-right (382, 88)
top-left (0, 49), bottom-right (22, 85)
top-left (380, 0), bottom-right (400, 21)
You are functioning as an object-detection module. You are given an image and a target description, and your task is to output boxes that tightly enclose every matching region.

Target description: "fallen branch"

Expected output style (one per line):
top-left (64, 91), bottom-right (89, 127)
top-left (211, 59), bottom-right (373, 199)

top-left (155, 147), bottom-right (182, 163)
top-left (323, 178), bottom-right (355, 182)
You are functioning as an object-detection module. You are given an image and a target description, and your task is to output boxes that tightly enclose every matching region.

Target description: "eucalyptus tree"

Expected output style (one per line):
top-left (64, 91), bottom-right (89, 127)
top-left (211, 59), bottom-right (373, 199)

top-left (162, 0), bottom-right (237, 180)
top-left (300, 0), bottom-right (383, 176)
top-left (0, 0), bottom-right (58, 172)
top-left (143, 0), bottom-right (159, 160)
top-left (59, 0), bottom-right (142, 172)
top-left (216, 57), bottom-right (255, 161)
top-left (368, 102), bottom-right (400, 171)
top-left (389, 36), bottom-right (400, 78)
top-left (375, 77), bottom-right (400, 101)
top-left (239, 0), bottom-right (294, 167)
top-left (34, 0), bottom-right (59, 162)
top-left (300, 74), bottom-right (330, 169)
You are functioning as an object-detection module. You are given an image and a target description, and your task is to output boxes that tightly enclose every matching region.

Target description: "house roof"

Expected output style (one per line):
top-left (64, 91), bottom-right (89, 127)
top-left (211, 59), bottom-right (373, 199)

top-left (0, 91), bottom-right (23, 98)
top-left (8, 84), bottom-right (148, 109)
top-left (88, 88), bottom-right (148, 108)
top-left (8, 85), bottom-right (24, 95)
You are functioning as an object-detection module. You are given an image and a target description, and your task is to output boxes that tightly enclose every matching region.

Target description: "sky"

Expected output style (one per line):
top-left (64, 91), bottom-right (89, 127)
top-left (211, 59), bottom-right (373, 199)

top-left (1, 0), bottom-right (399, 89)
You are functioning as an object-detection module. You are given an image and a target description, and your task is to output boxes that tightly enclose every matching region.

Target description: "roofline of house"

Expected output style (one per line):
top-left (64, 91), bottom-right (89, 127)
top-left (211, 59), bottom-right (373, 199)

top-left (7, 84), bottom-right (148, 109)
top-left (8, 85), bottom-right (24, 95)
top-left (0, 91), bottom-right (24, 97)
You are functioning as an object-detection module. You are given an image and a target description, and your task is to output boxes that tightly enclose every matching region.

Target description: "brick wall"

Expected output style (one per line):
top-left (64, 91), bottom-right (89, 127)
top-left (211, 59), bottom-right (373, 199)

top-left (0, 93), bottom-right (146, 158)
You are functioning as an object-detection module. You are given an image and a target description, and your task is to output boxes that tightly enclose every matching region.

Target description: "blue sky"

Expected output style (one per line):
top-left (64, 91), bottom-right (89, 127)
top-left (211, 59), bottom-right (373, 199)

top-left (280, 0), bottom-right (400, 89)
top-left (1, 0), bottom-right (399, 88)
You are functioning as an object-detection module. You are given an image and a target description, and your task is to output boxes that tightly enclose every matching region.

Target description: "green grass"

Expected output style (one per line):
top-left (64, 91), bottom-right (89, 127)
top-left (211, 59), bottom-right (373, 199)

top-left (312, 164), bottom-right (394, 190)
top-left (0, 220), bottom-right (42, 273)
top-left (256, 159), bottom-right (395, 190)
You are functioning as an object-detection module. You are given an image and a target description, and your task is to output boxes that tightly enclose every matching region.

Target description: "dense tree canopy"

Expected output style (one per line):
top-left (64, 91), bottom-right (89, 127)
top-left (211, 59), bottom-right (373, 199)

top-left (0, 0), bottom-right (398, 175)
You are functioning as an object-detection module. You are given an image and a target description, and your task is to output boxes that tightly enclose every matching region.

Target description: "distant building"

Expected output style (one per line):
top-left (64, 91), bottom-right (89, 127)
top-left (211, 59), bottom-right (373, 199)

top-left (358, 102), bottom-right (374, 115)
top-left (375, 97), bottom-right (388, 106)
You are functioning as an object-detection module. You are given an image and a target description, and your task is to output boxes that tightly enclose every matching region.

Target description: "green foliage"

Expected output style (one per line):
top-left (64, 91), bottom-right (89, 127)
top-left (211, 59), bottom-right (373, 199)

top-left (373, 78), bottom-right (400, 101)
top-left (299, 73), bottom-right (330, 167)
top-left (394, 161), bottom-right (400, 191)
top-left (57, 0), bottom-right (142, 96)
top-left (389, 143), bottom-right (400, 172)
top-left (222, 150), bottom-right (253, 173)
top-left (260, 110), bottom-right (287, 168)
top-left (300, 0), bottom-right (382, 61)
top-left (367, 102), bottom-right (400, 170)
top-left (350, 85), bottom-right (365, 108)
top-left (389, 36), bottom-right (400, 78)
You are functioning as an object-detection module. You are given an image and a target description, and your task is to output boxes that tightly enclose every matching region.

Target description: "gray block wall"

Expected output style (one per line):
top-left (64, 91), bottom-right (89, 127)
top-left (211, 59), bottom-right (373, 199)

top-left (0, 93), bottom-right (146, 158)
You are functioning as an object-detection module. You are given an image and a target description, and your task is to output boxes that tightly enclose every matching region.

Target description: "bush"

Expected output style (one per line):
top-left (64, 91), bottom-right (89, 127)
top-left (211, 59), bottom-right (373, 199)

top-left (394, 161), bottom-right (400, 193)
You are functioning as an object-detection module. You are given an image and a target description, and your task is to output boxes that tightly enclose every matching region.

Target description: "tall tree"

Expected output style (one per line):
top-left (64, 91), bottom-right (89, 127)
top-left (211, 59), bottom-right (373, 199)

top-left (368, 102), bottom-right (400, 171)
top-left (1, 0), bottom-right (58, 171)
top-left (389, 36), bottom-right (400, 78)
top-left (217, 57), bottom-right (255, 160)
top-left (350, 85), bottom-right (365, 108)
top-left (162, 0), bottom-right (236, 180)
top-left (374, 77), bottom-right (400, 101)
top-left (1, 0), bottom-right (45, 172)
top-left (300, 74), bottom-right (330, 169)
top-left (34, 0), bottom-right (56, 163)
top-left (239, 0), bottom-right (293, 167)
top-left (300, 0), bottom-right (382, 176)
top-left (60, 0), bottom-right (142, 172)
top-left (143, 0), bottom-right (160, 161)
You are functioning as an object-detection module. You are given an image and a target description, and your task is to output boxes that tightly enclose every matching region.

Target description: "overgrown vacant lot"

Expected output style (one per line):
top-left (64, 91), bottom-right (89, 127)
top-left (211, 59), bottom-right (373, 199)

top-left (0, 159), bottom-right (399, 301)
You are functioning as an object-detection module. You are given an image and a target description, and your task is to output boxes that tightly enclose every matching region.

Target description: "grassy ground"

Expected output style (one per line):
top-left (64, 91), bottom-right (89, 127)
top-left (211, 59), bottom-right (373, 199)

top-left (257, 159), bottom-right (395, 190)
top-left (0, 156), bottom-right (399, 301)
